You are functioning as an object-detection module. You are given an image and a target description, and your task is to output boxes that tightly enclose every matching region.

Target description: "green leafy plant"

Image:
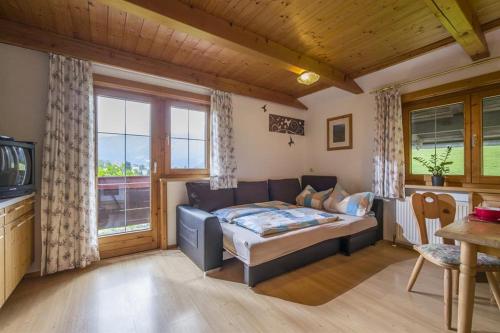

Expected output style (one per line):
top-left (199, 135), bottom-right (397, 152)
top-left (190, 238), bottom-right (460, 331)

top-left (413, 145), bottom-right (454, 177)
top-left (98, 161), bottom-right (147, 177)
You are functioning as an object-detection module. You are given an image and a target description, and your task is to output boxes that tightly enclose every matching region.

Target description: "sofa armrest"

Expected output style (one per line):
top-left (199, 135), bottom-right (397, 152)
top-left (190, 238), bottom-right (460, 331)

top-left (176, 205), bottom-right (223, 271)
top-left (371, 198), bottom-right (384, 241)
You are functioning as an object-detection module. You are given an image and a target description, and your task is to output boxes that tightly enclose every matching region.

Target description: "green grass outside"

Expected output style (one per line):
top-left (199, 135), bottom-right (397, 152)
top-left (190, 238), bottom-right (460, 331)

top-left (411, 146), bottom-right (500, 176)
top-left (483, 146), bottom-right (500, 176)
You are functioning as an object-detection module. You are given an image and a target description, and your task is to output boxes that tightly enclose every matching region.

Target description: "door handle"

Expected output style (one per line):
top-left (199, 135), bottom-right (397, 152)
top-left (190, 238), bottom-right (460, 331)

top-left (472, 134), bottom-right (478, 148)
top-left (153, 161), bottom-right (157, 174)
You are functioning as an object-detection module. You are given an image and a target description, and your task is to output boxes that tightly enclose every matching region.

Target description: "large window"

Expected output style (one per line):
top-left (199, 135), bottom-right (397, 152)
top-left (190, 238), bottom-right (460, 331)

top-left (410, 102), bottom-right (465, 176)
top-left (404, 85), bottom-right (500, 185)
top-left (481, 95), bottom-right (500, 176)
top-left (96, 95), bottom-right (151, 236)
top-left (169, 105), bottom-right (208, 172)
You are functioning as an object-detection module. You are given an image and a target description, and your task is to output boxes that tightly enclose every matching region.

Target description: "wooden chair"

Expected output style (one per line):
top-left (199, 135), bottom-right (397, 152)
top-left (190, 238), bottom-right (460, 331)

top-left (406, 192), bottom-right (500, 330)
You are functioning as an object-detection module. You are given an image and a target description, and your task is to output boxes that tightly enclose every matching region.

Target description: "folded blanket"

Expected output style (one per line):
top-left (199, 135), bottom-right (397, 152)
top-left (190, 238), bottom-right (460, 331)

top-left (212, 201), bottom-right (297, 223)
top-left (233, 207), bottom-right (339, 236)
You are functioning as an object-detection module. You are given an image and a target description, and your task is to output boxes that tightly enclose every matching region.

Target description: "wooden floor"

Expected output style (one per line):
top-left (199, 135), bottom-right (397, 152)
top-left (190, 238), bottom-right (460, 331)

top-left (0, 242), bottom-right (498, 333)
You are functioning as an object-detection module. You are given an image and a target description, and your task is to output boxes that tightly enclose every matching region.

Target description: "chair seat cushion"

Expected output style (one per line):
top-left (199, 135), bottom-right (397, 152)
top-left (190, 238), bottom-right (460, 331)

top-left (415, 244), bottom-right (500, 268)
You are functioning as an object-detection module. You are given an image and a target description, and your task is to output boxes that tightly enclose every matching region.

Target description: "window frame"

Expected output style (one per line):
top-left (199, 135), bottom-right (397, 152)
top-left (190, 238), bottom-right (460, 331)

top-left (93, 87), bottom-right (160, 257)
top-left (164, 99), bottom-right (210, 176)
top-left (403, 94), bottom-right (472, 186)
top-left (471, 86), bottom-right (500, 185)
top-left (93, 75), bottom-right (211, 257)
top-left (403, 77), bottom-right (500, 187)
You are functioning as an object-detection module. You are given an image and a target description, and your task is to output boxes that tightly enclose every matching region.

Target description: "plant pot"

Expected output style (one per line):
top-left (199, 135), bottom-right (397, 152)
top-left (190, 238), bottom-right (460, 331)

top-left (431, 176), bottom-right (445, 186)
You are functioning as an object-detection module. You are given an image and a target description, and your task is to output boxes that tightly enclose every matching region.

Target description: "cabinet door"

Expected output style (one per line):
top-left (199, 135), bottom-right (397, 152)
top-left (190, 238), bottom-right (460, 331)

top-left (0, 227), bottom-right (5, 308)
top-left (19, 215), bottom-right (34, 275)
top-left (4, 220), bottom-right (18, 299)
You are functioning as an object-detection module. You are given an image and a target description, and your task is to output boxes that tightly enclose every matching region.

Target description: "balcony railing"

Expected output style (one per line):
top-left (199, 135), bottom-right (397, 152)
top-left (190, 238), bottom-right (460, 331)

top-left (97, 176), bottom-right (150, 236)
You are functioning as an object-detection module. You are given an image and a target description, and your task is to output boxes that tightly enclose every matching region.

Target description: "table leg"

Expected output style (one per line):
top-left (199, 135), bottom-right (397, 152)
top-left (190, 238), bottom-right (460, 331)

top-left (457, 241), bottom-right (477, 333)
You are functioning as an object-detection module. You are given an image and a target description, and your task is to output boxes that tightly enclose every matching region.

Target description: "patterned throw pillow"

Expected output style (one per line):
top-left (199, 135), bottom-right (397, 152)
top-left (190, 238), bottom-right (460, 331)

top-left (296, 185), bottom-right (333, 209)
top-left (323, 183), bottom-right (375, 217)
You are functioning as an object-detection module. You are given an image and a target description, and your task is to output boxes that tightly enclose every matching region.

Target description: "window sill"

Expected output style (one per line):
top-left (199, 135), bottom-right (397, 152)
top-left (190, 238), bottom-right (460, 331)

top-left (159, 175), bottom-right (209, 183)
top-left (405, 184), bottom-right (500, 194)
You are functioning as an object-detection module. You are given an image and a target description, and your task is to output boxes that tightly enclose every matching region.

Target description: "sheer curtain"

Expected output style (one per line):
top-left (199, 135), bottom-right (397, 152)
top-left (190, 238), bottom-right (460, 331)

top-left (40, 54), bottom-right (99, 275)
top-left (210, 90), bottom-right (237, 190)
top-left (372, 87), bottom-right (405, 199)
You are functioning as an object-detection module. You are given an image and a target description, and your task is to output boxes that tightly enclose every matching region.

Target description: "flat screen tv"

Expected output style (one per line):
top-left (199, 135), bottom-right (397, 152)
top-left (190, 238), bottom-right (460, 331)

top-left (0, 139), bottom-right (35, 199)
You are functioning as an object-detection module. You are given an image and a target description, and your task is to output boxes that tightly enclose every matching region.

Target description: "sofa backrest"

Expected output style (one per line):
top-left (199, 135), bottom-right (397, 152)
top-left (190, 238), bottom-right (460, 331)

top-left (268, 178), bottom-right (302, 204)
top-left (185, 176), bottom-right (338, 211)
top-left (186, 181), bottom-right (235, 212)
top-left (234, 181), bottom-right (269, 205)
top-left (301, 175), bottom-right (337, 191)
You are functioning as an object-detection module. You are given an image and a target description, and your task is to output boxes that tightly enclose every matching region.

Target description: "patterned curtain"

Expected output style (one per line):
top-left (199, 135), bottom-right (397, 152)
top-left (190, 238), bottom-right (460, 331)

top-left (210, 90), bottom-right (237, 190)
top-left (40, 54), bottom-right (99, 275)
top-left (372, 87), bottom-right (405, 199)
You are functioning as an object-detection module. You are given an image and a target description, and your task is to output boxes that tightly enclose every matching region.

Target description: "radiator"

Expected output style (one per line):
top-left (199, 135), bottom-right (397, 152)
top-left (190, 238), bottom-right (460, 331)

top-left (395, 195), bottom-right (469, 245)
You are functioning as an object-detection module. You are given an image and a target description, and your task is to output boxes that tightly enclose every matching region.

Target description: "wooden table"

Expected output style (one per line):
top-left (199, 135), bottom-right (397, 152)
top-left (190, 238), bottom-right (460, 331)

top-left (435, 218), bottom-right (500, 333)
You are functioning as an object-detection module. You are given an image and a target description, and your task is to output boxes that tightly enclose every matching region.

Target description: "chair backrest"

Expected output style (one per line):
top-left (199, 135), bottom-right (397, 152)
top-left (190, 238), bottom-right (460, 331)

top-left (410, 192), bottom-right (456, 245)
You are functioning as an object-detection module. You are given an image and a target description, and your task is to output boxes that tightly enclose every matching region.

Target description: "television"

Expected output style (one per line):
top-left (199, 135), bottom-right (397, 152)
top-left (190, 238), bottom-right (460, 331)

top-left (0, 138), bottom-right (35, 199)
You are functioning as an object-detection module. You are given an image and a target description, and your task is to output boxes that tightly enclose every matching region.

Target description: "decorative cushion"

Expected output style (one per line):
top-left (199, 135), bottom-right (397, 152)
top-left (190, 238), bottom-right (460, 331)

top-left (416, 244), bottom-right (500, 268)
top-left (323, 183), bottom-right (375, 217)
top-left (296, 185), bottom-right (333, 209)
top-left (234, 181), bottom-right (269, 205)
top-left (185, 181), bottom-right (235, 212)
top-left (268, 178), bottom-right (302, 204)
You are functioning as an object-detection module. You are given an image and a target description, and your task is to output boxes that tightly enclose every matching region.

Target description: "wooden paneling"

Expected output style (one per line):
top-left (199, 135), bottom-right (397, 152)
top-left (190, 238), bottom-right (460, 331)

top-left (97, 0), bottom-right (363, 94)
top-left (425, 0), bottom-right (489, 60)
top-left (179, 0), bottom-right (500, 78)
top-left (3, 197), bottom-right (34, 302)
top-left (0, 208), bottom-right (5, 227)
top-left (0, 227), bottom-right (4, 308)
top-left (1, 0), bottom-right (500, 98)
top-left (0, 19), bottom-right (307, 109)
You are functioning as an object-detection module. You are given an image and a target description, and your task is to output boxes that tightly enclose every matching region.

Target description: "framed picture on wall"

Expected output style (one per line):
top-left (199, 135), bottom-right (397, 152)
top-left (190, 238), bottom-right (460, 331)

top-left (327, 114), bottom-right (352, 150)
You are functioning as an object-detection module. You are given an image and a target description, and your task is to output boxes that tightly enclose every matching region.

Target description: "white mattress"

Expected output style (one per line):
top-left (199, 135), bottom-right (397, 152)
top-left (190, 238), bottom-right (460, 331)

top-left (221, 214), bottom-right (377, 267)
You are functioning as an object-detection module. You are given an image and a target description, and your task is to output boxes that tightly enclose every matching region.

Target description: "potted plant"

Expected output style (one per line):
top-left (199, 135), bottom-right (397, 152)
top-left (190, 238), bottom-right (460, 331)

top-left (413, 146), bottom-right (453, 186)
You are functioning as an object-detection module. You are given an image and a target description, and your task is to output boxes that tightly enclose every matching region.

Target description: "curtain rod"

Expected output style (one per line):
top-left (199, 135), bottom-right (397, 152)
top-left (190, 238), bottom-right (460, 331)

top-left (369, 55), bottom-right (500, 94)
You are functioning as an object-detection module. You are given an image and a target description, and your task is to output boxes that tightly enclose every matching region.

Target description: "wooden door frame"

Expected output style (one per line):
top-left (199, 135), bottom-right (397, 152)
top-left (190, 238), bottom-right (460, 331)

top-left (93, 75), bottom-right (211, 258)
top-left (94, 87), bottom-right (163, 259)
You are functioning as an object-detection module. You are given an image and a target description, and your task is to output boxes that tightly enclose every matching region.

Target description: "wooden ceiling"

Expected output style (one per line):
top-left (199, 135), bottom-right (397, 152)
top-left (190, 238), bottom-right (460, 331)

top-left (1, 0), bottom-right (500, 109)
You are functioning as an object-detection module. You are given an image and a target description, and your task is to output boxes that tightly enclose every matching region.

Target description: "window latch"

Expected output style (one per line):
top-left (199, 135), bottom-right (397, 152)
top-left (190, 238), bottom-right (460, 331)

top-left (472, 134), bottom-right (477, 148)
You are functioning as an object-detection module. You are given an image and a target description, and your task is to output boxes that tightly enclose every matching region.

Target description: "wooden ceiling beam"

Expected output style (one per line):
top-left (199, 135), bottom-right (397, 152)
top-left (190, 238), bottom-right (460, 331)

top-left (350, 18), bottom-right (500, 79)
top-left (0, 19), bottom-right (307, 110)
top-left (96, 0), bottom-right (363, 94)
top-left (425, 0), bottom-right (490, 60)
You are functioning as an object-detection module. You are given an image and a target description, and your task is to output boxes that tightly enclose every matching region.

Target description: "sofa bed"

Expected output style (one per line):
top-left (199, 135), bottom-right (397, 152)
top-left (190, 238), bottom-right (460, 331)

top-left (177, 175), bottom-right (383, 286)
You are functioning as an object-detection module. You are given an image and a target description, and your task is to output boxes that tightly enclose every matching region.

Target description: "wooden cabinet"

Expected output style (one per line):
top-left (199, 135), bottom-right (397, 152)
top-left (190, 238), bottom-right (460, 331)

top-left (0, 227), bottom-right (5, 308)
top-left (0, 195), bottom-right (34, 308)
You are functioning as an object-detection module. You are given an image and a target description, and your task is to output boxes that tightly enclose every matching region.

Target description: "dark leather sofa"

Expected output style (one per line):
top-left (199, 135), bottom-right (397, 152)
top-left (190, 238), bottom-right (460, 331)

top-left (177, 175), bottom-right (383, 286)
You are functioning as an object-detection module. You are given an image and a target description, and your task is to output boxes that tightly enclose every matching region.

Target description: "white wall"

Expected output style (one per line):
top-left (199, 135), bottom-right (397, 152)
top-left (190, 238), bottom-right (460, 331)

top-left (166, 95), bottom-right (308, 245)
top-left (300, 28), bottom-right (500, 240)
top-left (3, 26), bottom-right (500, 251)
top-left (233, 95), bottom-right (308, 180)
top-left (0, 44), bottom-right (49, 271)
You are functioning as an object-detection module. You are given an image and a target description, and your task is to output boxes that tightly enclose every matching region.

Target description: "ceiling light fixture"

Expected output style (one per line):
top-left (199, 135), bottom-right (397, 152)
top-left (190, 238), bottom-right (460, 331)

top-left (297, 71), bottom-right (320, 85)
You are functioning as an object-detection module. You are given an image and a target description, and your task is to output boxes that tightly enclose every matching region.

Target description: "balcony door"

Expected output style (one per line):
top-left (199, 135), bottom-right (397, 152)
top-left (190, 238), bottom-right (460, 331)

top-left (95, 89), bottom-right (161, 258)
